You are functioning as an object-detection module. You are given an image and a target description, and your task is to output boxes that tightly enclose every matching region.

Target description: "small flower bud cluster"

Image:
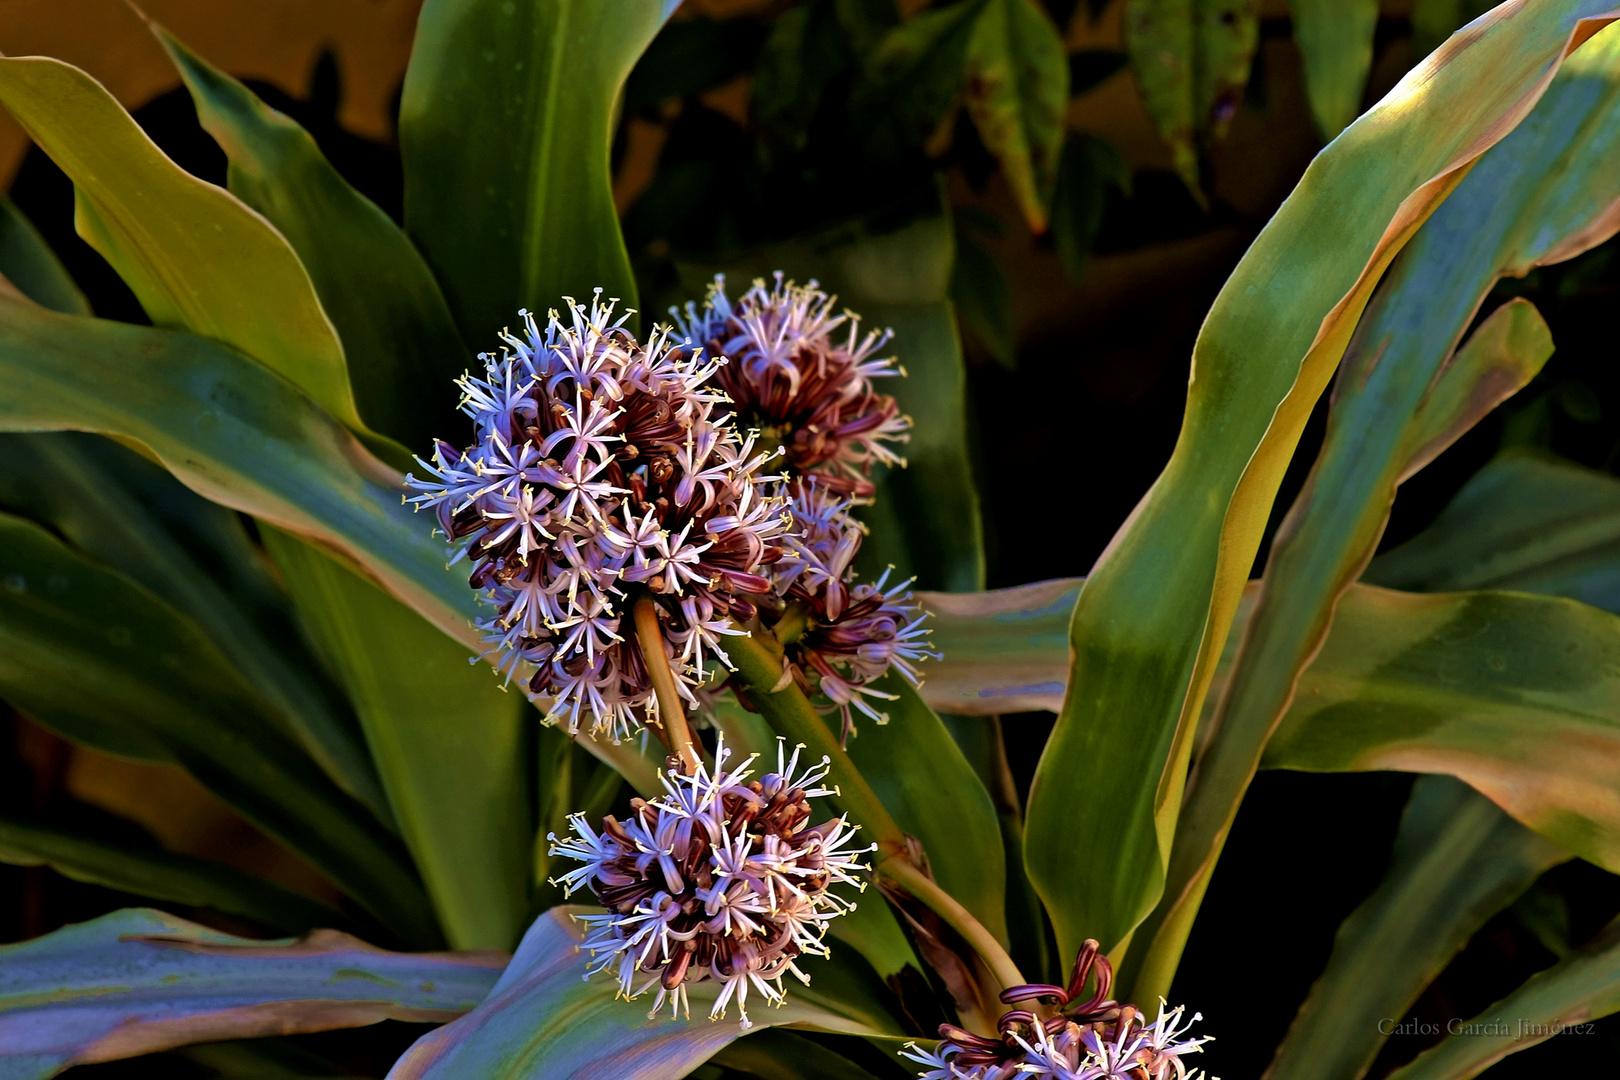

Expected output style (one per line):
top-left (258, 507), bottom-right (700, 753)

top-left (766, 482), bottom-right (938, 744)
top-left (405, 294), bottom-right (787, 741)
top-left (678, 274), bottom-right (935, 742)
top-left (676, 273), bottom-right (910, 497)
top-left (901, 943), bottom-right (1212, 1080)
top-left (548, 739), bottom-right (871, 1027)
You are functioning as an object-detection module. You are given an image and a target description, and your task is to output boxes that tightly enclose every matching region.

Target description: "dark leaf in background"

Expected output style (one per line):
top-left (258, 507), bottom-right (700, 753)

top-left (624, 16), bottom-right (770, 117)
top-left (950, 221), bottom-right (1015, 367)
top-left (1051, 133), bottom-right (1131, 282)
top-left (1068, 48), bottom-right (1129, 94)
top-left (852, 0), bottom-right (987, 162)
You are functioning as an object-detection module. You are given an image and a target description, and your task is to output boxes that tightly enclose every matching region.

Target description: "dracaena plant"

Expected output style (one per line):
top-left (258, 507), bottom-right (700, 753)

top-left (4, 1), bottom-right (1620, 1079)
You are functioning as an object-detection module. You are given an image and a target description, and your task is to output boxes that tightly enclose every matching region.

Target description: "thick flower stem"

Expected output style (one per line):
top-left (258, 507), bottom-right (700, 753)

top-left (720, 629), bottom-right (905, 850)
top-left (634, 596), bottom-right (701, 774)
top-left (880, 857), bottom-right (1027, 993)
top-left (720, 628), bottom-right (1026, 993)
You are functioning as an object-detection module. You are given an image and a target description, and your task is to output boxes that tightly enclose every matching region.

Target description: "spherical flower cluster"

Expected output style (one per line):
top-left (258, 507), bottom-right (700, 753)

top-left (676, 273), bottom-right (910, 497)
top-left (548, 739), bottom-right (871, 1027)
top-left (901, 942), bottom-right (1212, 1080)
top-left (763, 481), bottom-right (938, 744)
top-left (404, 294), bottom-right (788, 741)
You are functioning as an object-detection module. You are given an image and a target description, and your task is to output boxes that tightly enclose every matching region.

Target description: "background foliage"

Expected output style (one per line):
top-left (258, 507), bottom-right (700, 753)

top-left (3, 0), bottom-right (1620, 1077)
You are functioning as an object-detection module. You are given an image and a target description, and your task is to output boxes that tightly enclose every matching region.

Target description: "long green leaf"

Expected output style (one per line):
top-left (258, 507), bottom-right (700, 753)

top-left (1288, 0), bottom-right (1380, 139)
top-left (0, 193), bottom-right (88, 316)
top-left (1367, 450), bottom-right (1620, 608)
top-left (1264, 776), bottom-right (1568, 1080)
top-left (1025, 0), bottom-right (1620, 961)
top-left (1133, 19), bottom-right (1620, 998)
top-left (0, 510), bottom-right (437, 946)
top-left (152, 22), bottom-right (468, 453)
top-left (1131, 301), bottom-right (1555, 1000)
top-left (1263, 583), bottom-right (1620, 875)
top-left (916, 579), bottom-right (1078, 715)
top-left (0, 908), bottom-right (505, 1080)
top-left (386, 907), bottom-right (901, 1080)
top-left (1385, 915), bottom-right (1620, 1080)
top-left (400, 0), bottom-right (670, 344)
top-left (262, 528), bottom-right (531, 952)
top-left (0, 294), bottom-right (476, 643)
top-left (0, 432), bottom-right (390, 822)
top-left (846, 676), bottom-right (1008, 946)
top-left (0, 815), bottom-right (352, 937)
top-left (0, 57), bottom-right (370, 444)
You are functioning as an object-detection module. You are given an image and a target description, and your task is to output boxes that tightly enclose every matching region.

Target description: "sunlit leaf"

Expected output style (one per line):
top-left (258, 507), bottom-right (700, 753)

top-left (1265, 777), bottom-right (1568, 1080)
top-left (153, 21), bottom-right (468, 452)
top-left (0, 815), bottom-right (351, 937)
top-left (0, 57), bottom-right (376, 449)
top-left (1025, 0), bottom-right (1620, 961)
top-left (1263, 583), bottom-right (1620, 876)
top-left (0, 908), bottom-right (505, 1080)
top-left (262, 529), bottom-right (531, 952)
top-left (1130, 19), bottom-right (1620, 1000)
top-left (0, 511), bottom-right (438, 946)
top-left (400, 0), bottom-right (671, 343)
top-left (386, 907), bottom-right (902, 1080)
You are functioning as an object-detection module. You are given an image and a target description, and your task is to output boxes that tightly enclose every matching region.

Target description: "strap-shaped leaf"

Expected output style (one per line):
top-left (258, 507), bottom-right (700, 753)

top-left (1264, 583), bottom-right (1620, 875)
top-left (1384, 915), bottom-right (1620, 1079)
top-left (399, 0), bottom-right (672, 344)
top-left (0, 908), bottom-right (505, 1080)
top-left (0, 510), bottom-right (437, 946)
top-left (0, 431), bottom-right (390, 823)
top-left (1264, 777), bottom-right (1568, 1080)
top-left (917, 578), bottom-right (1078, 714)
top-left (845, 676), bottom-right (1008, 946)
top-left (1367, 449), bottom-right (1620, 608)
top-left (262, 529), bottom-right (531, 952)
top-left (386, 907), bottom-right (901, 1080)
top-left (151, 22), bottom-right (468, 453)
top-left (0, 57), bottom-right (366, 443)
top-left (0, 815), bottom-right (351, 937)
top-left (1025, 0), bottom-right (1620, 960)
top-left (0, 193), bottom-right (88, 316)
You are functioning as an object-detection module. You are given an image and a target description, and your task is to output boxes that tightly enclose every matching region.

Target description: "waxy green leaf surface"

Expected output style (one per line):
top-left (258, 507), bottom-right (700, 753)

top-left (1025, 0), bottom-right (1620, 961)
top-left (400, 0), bottom-right (672, 344)
top-left (0, 909), bottom-right (505, 1080)
top-left (155, 23), bottom-right (468, 453)
top-left (1264, 584), bottom-right (1620, 875)
top-left (386, 907), bottom-right (901, 1080)
top-left (0, 57), bottom-right (370, 444)
top-left (1132, 21), bottom-right (1620, 999)
top-left (264, 531), bottom-right (531, 952)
